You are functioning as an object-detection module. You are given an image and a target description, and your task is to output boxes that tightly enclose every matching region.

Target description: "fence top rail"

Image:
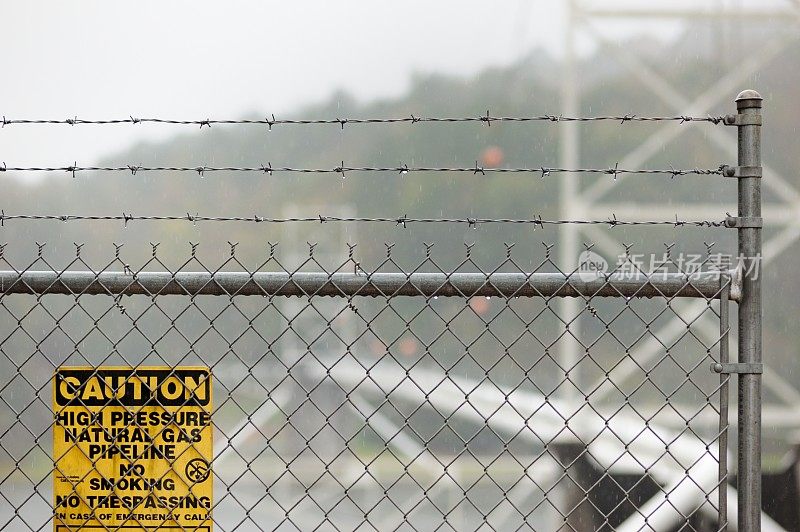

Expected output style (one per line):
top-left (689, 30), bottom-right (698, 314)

top-left (0, 113), bottom-right (730, 128)
top-left (0, 270), bottom-right (734, 301)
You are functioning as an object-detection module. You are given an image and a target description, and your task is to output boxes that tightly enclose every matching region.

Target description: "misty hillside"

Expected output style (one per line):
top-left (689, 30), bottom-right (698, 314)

top-left (2, 33), bottom-right (799, 388)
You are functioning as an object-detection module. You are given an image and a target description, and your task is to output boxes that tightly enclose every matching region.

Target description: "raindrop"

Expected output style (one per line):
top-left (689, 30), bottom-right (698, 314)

top-left (485, 296), bottom-right (491, 301)
top-left (433, 296), bottom-right (439, 300)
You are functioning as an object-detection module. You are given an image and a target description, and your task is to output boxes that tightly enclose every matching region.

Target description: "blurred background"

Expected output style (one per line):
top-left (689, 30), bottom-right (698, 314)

top-left (1, 0), bottom-right (799, 530)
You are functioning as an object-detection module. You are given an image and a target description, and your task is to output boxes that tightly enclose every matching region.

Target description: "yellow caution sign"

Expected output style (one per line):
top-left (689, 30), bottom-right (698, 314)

top-left (53, 366), bottom-right (213, 531)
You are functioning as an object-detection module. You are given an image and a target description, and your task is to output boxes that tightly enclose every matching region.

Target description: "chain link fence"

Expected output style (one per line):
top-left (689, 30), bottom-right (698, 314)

top-left (0, 241), bottom-right (732, 531)
top-left (0, 90), bottom-right (763, 531)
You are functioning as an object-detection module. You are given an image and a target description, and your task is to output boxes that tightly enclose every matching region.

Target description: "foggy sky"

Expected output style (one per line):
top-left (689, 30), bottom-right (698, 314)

top-left (0, 0), bottom-right (779, 170)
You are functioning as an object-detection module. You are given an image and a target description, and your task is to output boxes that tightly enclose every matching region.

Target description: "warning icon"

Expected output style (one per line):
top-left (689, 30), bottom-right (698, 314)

top-left (185, 458), bottom-right (211, 484)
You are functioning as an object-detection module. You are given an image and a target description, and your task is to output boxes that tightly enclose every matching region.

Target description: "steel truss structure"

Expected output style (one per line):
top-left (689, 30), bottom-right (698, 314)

top-left (560, 2), bottom-right (796, 528)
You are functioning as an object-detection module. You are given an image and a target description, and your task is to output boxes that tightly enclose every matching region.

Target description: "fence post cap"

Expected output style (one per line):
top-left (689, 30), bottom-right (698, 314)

top-left (736, 90), bottom-right (763, 109)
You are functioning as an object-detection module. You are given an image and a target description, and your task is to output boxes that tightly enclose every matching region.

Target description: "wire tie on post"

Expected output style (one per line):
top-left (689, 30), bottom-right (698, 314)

top-left (481, 110), bottom-right (492, 127)
top-left (67, 162), bottom-right (77, 178)
top-left (335, 161), bottom-right (345, 179)
top-left (122, 212), bottom-right (133, 228)
top-left (1, 116), bottom-right (7, 128)
top-left (0, 210), bottom-right (4, 227)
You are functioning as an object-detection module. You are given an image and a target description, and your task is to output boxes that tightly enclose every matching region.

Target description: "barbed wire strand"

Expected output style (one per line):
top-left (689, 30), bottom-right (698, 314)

top-left (0, 113), bottom-right (729, 129)
top-left (0, 163), bottom-right (726, 178)
top-left (0, 212), bottom-right (729, 228)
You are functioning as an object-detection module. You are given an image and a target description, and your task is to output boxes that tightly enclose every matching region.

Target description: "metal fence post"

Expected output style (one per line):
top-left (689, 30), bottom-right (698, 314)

top-left (735, 89), bottom-right (763, 532)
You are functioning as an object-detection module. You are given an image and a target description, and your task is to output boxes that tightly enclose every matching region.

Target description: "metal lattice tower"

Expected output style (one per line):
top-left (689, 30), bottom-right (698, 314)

top-left (558, 3), bottom-right (798, 528)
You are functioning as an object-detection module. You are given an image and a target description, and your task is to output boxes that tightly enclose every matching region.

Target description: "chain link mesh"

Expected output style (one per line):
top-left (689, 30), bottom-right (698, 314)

top-left (0, 241), bottom-right (730, 531)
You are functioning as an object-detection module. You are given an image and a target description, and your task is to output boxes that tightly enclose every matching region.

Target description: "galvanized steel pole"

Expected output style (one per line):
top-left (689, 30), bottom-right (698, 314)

top-left (736, 89), bottom-right (762, 532)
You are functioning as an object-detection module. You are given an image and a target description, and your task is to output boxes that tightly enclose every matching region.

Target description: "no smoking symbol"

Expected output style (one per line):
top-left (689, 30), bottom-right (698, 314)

top-left (185, 458), bottom-right (210, 483)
